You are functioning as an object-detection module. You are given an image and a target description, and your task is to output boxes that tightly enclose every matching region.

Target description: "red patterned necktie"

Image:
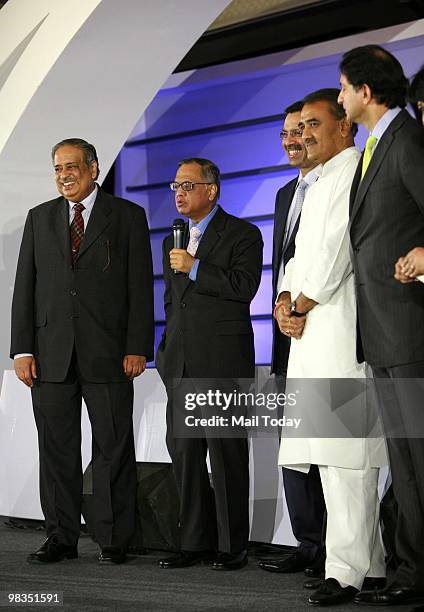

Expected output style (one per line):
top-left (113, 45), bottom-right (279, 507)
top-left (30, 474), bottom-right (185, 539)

top-left (70, 203), bottom-right (85, 262)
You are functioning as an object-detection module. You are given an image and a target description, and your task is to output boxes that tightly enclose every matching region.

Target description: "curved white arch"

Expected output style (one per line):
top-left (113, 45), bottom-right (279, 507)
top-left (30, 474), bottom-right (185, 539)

top-left (0, 0), bottom-right (230, 518)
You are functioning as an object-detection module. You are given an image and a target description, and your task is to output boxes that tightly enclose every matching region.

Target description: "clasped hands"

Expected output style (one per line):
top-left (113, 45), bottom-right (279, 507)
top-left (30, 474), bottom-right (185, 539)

top-left (394, 247), bottom-right (424, 283)
top-left (169, 249), bottom-right (195, 274)
top-left (274, 292), bottom-right (306, 340)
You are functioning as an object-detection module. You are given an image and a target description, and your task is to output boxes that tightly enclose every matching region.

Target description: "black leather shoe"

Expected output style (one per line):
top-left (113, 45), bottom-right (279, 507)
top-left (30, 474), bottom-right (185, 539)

top-left (304, 556), bottom-right (325, 577)
top-left (158, 551), bottom-right (212, 569)
top-left (27, 536), bottom-right (78, 564)
top-left (259, 551), bottom-right (309, 573)
top-left (304, 578), bottom-right (324, 590)
top-left (354, 585), bottom-right (424, 606)
top-left (210, 550), bottom-right (248, 571)
top-left (99, 546), bottom-right (127, 564)
top-left (362, 577), bottom-right (387, 590)
top-left (305, 576), bottom-right (386, 591)
top-left (309, 578), bottom-right (358, 606)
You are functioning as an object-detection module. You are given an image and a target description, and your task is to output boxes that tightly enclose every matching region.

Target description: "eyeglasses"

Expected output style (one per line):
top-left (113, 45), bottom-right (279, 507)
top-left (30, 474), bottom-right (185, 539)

top-left (279, 128), bottom-right (304, 140)
top-left (169, 181), bottom-right (213, 192)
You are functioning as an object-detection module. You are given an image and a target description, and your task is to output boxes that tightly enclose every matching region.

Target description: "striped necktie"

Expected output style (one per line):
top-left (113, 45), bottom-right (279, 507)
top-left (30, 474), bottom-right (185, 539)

top-left (70, 203), bottom-right (85, 261)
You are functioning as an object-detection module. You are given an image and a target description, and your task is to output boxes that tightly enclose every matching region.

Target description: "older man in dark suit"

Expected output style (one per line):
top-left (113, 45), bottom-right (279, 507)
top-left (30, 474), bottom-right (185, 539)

top-left (339, 45), bottom-right (424, 607)
top-left (259, 101), bottom-right (325, 578)
top-left (156, 157), bottom-right (262, 571)
top-left (11, 138), bottom-right (154, 565)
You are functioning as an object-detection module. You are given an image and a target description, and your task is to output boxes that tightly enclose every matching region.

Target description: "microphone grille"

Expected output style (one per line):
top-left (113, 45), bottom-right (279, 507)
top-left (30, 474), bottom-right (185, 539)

top-left (172, 218), bottom-right (185, 230)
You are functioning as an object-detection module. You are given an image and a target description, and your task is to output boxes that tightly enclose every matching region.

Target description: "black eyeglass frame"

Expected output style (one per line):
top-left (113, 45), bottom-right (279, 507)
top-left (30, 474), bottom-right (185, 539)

top-left (169, 181), bottom-right (213, 192)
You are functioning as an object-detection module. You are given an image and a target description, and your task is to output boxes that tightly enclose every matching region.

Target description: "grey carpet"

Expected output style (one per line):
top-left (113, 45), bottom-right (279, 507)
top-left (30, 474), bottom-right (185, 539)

top-left (0, 521), bottom-right (414, 611)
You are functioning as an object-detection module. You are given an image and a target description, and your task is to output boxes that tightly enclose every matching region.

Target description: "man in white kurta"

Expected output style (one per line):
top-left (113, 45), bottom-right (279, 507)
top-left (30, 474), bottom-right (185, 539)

top-left (274, 89), bottom-right (387, 606)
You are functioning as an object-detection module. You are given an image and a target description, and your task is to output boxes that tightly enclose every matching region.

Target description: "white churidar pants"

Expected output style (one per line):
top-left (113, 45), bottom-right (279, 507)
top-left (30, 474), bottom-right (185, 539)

top-left (319, 465), bottom-right (386, 590)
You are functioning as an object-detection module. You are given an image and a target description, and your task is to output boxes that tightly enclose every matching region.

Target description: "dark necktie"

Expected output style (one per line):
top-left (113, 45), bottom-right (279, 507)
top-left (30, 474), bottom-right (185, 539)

top-left (70, 203), bottom-right (85, 261)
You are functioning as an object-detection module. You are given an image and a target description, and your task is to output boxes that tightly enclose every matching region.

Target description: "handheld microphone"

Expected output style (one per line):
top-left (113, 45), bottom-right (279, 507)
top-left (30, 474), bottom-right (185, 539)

top-left (172, 218), bottom-right (185, 274)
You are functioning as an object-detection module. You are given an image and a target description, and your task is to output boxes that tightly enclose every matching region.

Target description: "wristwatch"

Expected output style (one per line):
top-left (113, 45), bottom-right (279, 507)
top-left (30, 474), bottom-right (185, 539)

top-left (290, 301), bottom-right (306, 318)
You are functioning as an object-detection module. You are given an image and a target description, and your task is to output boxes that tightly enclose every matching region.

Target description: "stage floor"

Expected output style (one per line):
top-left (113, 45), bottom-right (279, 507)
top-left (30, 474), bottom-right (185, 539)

top-left (0, 519), bottom-right (406, 612)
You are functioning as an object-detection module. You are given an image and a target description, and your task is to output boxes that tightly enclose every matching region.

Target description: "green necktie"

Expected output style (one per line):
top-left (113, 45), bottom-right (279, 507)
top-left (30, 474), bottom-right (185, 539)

top-left (361, 135), bottom-right (377, 179)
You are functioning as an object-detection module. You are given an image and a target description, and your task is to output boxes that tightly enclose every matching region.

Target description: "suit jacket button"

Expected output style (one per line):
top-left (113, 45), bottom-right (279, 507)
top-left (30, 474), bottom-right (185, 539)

top-left (70, 289), bottom-right (77, 296)
top-left (180, 302), bottom-right (186, 308)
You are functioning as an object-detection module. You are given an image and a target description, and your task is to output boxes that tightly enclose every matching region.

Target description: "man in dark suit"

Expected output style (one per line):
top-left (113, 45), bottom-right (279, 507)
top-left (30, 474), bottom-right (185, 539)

top-left (155, 157), bottom-right (263, 570)
top-left (259, 102), bottom-right (326, 578)
top-left (338, 45), bottom-right (424, 607)
top-left (11, 138), bottom-right (154, 564)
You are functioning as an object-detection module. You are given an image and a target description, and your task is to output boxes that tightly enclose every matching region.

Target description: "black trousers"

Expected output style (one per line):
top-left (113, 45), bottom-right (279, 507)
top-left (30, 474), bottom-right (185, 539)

top-left (31, 356), bottom-right (136, 549)
top-left (373, 361), bottom-right (424, 588)
top-left (274, 375), bottom-right (326, 562)
top-left (165, 386), bottom-right (249, 554)
top-left (282, 465), bottom-right (326, 562)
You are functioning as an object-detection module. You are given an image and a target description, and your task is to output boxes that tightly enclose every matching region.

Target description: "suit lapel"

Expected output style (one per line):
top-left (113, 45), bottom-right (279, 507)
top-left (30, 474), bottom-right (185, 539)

top-left (77, 188), bottom-right (112, 259)
top-left (195, 205), bottom-right (226, 262)
top-left (350, 133), bottom-right (394, 224)
top-left (180, 206), bottom-right (227, 297)
top-left (54, 197), bottom-right (72, 265)
top-left (275, 181), bottom-right (297, 263)
top-left (350, 110), bottom-right (409, 225)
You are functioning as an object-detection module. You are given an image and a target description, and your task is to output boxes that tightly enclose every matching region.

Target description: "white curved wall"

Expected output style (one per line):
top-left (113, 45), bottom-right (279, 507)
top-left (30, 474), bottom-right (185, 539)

top-left (0, 0), bottom-right (230, 518)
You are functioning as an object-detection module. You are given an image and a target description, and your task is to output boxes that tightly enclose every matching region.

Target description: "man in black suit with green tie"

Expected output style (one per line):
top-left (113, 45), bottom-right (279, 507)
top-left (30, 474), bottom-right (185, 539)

top-left (339, 45), bottom-right (424, 607)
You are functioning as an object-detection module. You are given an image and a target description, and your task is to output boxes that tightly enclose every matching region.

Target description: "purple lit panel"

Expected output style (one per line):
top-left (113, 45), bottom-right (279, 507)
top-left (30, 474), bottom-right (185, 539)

top-left (253, 319), bottom-right (272, 366)
top-left (151, 231), bottom-right (166, 275)
top-left (128, 56), bottom-right (345, 141)
top-left (118, 36), bottom-right (424, 368)
top-left (154, 278), bottom-right (165, 322)
top-left (251, 268), bottom-right (272, 316)
top-left (252, 219), bottom-right (274, 266)
top-left (217, 168), bottom-right (297, 220)
top-left (121, 122), bottom-right (285, 188)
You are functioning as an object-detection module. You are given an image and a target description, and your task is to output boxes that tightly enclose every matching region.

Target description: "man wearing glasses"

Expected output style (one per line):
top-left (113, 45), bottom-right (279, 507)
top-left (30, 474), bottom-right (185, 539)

top-left (156, 157), bottom-right (263, 571)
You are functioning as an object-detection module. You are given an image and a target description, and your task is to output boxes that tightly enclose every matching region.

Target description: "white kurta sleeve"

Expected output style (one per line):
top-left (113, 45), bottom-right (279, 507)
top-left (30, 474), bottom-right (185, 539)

top-left (301, 158), bottom-right (356, 304)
